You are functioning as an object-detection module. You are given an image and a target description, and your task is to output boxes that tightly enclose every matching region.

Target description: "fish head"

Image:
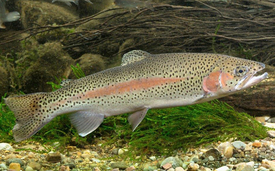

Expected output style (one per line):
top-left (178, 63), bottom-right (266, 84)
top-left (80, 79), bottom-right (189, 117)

top-left (202, 56), bottom-right (268, 97)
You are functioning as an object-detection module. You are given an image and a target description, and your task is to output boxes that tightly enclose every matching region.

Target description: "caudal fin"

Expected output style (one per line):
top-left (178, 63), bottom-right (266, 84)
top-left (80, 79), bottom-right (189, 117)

top-left (4, 93), bottom-right (52, 142)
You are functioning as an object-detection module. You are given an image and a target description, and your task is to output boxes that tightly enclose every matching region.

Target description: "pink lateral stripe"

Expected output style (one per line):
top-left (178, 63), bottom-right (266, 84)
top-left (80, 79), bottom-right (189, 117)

top-left (83, 77), bottom-right (186, 99)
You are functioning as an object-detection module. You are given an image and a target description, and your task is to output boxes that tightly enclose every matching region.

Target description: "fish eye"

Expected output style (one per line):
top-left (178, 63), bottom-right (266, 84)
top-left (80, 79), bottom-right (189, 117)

top-left (234, 66), bottom-right (248, 77)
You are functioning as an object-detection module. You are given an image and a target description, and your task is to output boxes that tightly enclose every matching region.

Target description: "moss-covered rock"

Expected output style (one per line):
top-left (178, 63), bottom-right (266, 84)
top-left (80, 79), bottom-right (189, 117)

top-left (0, 66), bottom-right (9, 97)
top-left (79, 0), bottom-right (114, 17)
top-left (22, 42), bottom-right (74, 93)
top-left (72, 53), bottom-right (105, 77)
top-left (17, 0), bottom-right (78, 29)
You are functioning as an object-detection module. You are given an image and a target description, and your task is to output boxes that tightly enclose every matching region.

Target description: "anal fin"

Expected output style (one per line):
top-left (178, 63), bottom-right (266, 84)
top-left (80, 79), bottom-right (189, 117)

top-left (69, 111), bottom-right (104, 137)
top-left (128, 108), bottom-right (148, 131)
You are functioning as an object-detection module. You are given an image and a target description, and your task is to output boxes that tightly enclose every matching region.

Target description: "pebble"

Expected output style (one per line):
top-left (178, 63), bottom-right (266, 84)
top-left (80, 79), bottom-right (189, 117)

top-left (110, 162), bottom-right (128, 169)
top-left (0, 163), bottom-right (7, 169)
top-left (161, 157), bottom-right (183, 168)
top-left (94, 167), bottom-right (101, 171)
top-left (118, 148), bottom-right (125, 155)
top-left (0, 143), bottom-right (13, 151)
top-left (252, 141), bottom-right (262, 148)
top-left (28, 161), bottom-right (41, 170)
top-left (6, 158), bottom-right (24, 167)
top-left (232, 141), bottom-right (246, 150)
top-left (9, 163), bottom-right (20, 171)
top-left (162, 163), bottom-right (173, 170)
top-left (1, 137), bottom-right (275, 171)
top-left (215, 166), bottom-right (230, 171)
top-left (188, 163), bottom-right (199, 171)
top-left (46, 152), bottom-right (62, 163)
top-left (175, 167), bottom-right (185, 171)
top-left (149, 156), bottom-right (156, 161)
top-left (205, 149), bottom-right (221, 160)
top-left (267, 130), bottom-right (275, 138)
top-left (125, 166), bottom-right (135, 171)
top-left (25, 166), bottom-right (34, 171)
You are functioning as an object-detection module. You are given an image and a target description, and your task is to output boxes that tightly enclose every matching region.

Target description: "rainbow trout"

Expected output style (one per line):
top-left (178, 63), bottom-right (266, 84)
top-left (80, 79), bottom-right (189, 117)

top-left (5, 50), bottom-right (268, 142)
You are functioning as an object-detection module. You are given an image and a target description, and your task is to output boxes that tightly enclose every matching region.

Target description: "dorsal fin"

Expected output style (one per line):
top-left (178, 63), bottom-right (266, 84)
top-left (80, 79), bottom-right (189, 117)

top-left (121, 50), bottom-right (151, 66)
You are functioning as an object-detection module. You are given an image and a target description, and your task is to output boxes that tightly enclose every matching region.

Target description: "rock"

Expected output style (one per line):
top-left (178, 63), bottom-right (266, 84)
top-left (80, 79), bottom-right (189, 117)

top-left (214, 166), bottom-right (230, 171)
top-left (9, 163), bottom-right (20, 171)
top-left (79, 0), bottom-right (114, 17)
top-left (168, 168), bottom-right (175, 171)
top-left (201, 167), bottom-right (212, 171)
top-left (6, 158), bottom-right (24, 167)
top-left (22, 42), bottom-right (74, 93)
top-left (252, 141), bottom-right (262, 148)
top-left (125, 166), bottom-right (135, 171)
top-left (25, 166), bottom-right (34, 171)
top-left (46, 152), bottom-right (62, 163)
top-left (204, 149), bottom-right (221, 161)
top-left (161, 157), bottom-right (183, 168)
top-left (59, 165), bottom-right (70, 171)
top-left (232, 141), bottom-right (246, 150)
top-left (208, 156), bottom-right (215, 161)
top-left (110, 162), bottom-right (128, 169)
top-left (64, 163), bottom-right (76, 169)
top-left (0, 163), bottom-right (7, 170)
top-left (187, 163), bottom-right (199, 171)
top-left (262, 159), bottom-right (275, 168)
top-left (264, 123), bottom-right (275, 128)
top-left (267, 130), bottom-right (275, 138)
top-left (218, 142), bottom-right (234, 158)
top-left (81, 150), bottom-right (92, 159)
top-left (112, 148), bottom-right (119, 155)
top-left (17, 1), bottom-right (78, 29)
top-left (91, 158), bottom-right (101, 163)
top-left (236, 163), bottom-right (254, 171)
top-left (5, 154), bottom-right (16, 159)
top-left (0, 66), bottom-right (8, 97)
top-left (162, 163), bottom-right (172, 170)
top-left (175, 167), bottom-right (185, 171)
top-left (28, 161), bottom-right (41, 170)
top-left (0, 143), bottom-right (13, 151)
top-left (143, 162), bottom-right (158, 171)
top-left (74, 53), bottom-right (106, 77)
top-left (149, 156), bottom-right (156, 161)
top-left (94, 167), bottom-right (101, 171)
top-left (118, 149), bottom-right (125, 155)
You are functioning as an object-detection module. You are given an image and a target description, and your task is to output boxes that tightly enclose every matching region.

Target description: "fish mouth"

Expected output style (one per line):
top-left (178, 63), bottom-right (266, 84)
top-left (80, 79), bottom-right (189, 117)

top-left (241, 72), bottom-right (268, 89)
top-left (235, 62), bottom-right (268, 90)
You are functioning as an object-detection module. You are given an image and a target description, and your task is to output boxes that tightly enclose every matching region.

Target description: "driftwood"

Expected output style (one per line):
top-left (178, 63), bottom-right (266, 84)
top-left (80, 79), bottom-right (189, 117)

top-left (1, 1), bottom-right (275, 66)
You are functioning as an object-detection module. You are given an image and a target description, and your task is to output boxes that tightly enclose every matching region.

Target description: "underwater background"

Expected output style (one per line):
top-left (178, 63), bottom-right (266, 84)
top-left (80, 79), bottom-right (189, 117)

top-left (0, 0), bottom-right (275, 170)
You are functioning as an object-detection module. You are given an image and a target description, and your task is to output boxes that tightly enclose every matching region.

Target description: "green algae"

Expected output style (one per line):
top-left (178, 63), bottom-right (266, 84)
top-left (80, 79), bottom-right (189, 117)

top-left (102, 100), bottom-right (267, 155)
top-left (0, 94), bottom-right (16, 142)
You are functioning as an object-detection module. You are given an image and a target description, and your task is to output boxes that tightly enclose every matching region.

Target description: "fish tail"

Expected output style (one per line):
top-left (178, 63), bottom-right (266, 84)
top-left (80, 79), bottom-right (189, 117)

top-left (4, 92), bottom-right (52, 142)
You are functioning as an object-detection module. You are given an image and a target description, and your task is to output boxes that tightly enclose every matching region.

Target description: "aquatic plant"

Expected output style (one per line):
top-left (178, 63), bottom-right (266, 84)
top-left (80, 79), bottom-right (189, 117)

top-left (71, 63), bottom-right (85, 79)
top-left (0, 94), bottom-right (15, 142)
top-left (103, 100), bottom-right (267, 155)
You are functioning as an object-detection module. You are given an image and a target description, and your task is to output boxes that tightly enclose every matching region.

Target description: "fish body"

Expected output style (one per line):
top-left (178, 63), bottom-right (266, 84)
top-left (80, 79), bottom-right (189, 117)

top-left (114, 0), bottom-right (153, 9)
top-left (0, 0), bottom-right (20, 29)
top-left (5, 50), bottom-right (268, 142)
top-left (52, 0), bottom-right (92, 6)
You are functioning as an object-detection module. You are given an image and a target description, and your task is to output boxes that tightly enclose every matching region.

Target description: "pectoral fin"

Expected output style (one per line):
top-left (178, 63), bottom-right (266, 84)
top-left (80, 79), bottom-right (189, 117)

top-left (69, 111), bottom-right (104, 137)
top-left (128, 108), bottom-right (148, 131)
